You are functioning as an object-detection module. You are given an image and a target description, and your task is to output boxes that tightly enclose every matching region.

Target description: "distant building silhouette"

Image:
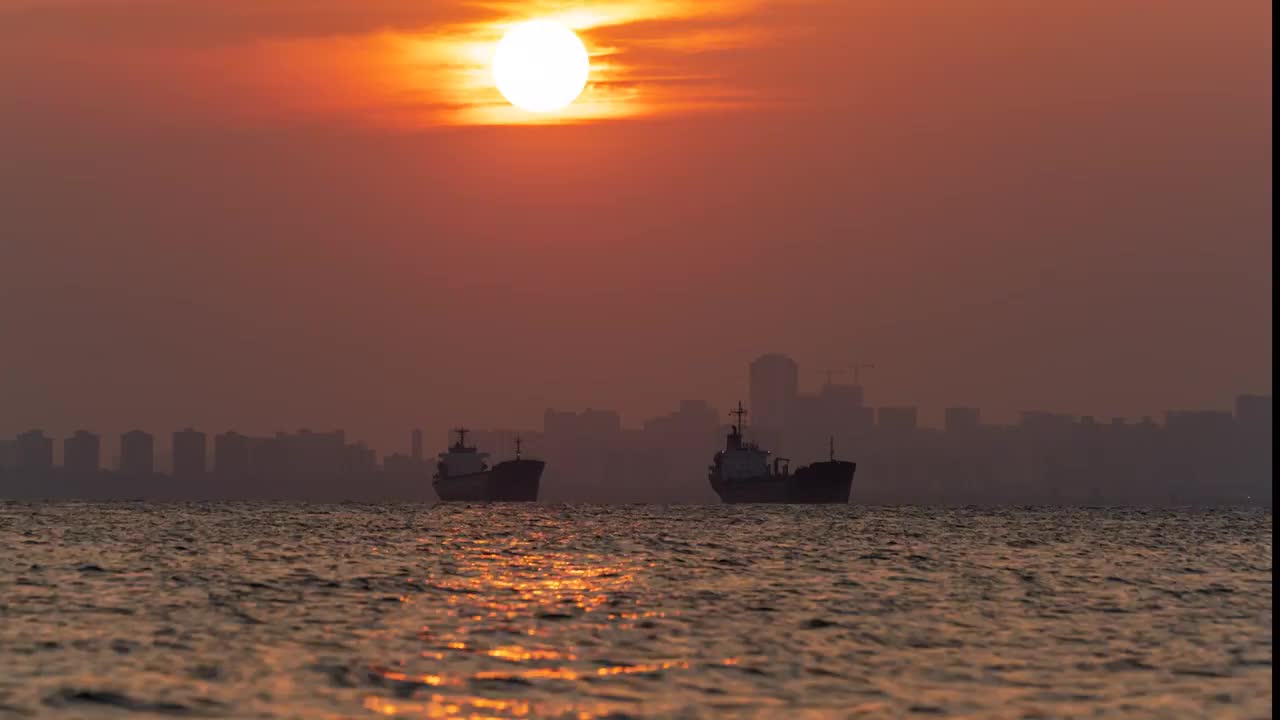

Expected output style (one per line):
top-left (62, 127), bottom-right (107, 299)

top-left (173, 428), bottom-right (207, 478)
top-left (120, 430), bottom-right (154, 476)
top-left (248, 435), bottom-right (286, 477)
top-left (346, 441), bottom-right (377, 473)
top-left (643, 400), bottom-right (719, 437)
top-left (1019, 411), bottom-right (1075, 434)
top-left (945, 407), bottom-right (981, 434)
top-left (1165, 410), bottom-right (1235, 433)
top-left (542, 408), bottom-right (624, 502)
top-left (279, 429), bottom-right (346, 474)
top-left (544, 408), bottom-right (622, 443)
top-left (878, 407), bottom-right (919, 434)
top-left (631, 400), bottom-right (723, 503)
top-left (214, 432), bottom-right (251, 477)
top-left (387, 428), bottom-right (428, 475)
top-left (16, 430), bottom-right (53, 471)
top-left (1234, 394), bottom-right (1272, 505)
top-left (214, 429), bottom-right (384, 493)
top-left (0, 440), bottom-right (15, 470)
top-left (820, 381), bottom-right (867, 418)
top-left (1236, 394), bottom-right (1273, 434)
top-left (818, 382), bottom-right (874, 433)
top-left (1164, 410), bottom-right (1240, 504)
top-left (64, 430), bottom-right (100, 473)
top-left (785, 381), bottom-right (874, 462)
top-left (383, 452), bottom-right (419, 473)
top-left (750, 354), bottom-right (799, 432)
top-left (411, 428), bottom-right (424, 463)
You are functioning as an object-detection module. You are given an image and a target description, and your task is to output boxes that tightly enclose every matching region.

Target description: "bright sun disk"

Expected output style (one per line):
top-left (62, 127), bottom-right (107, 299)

top-left (493, 21), bottom-right (590, 113)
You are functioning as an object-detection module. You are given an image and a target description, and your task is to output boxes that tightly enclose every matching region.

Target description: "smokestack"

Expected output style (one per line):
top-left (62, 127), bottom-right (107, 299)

top-left (411, 428), bottom-right (423, 463)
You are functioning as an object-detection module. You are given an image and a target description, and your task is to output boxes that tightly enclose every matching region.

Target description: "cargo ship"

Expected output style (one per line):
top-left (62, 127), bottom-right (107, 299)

top-left (433, 429), bottom-right (543, 502)
top-left (708, 403), bottom-right (855, 504)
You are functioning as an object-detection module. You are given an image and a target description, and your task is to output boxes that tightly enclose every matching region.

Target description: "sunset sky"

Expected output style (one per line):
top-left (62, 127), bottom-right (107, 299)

top-left (0, 1), bottom-right (1272, 451)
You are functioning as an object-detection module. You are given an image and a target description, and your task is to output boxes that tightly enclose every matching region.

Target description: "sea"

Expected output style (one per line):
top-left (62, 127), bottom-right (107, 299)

top-left (0, 503), bottom-right (1271, 719)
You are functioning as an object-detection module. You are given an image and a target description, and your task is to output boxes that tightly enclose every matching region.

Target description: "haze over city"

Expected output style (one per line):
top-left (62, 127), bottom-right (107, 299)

top-left (1, 1), bottom-right (1272, 457)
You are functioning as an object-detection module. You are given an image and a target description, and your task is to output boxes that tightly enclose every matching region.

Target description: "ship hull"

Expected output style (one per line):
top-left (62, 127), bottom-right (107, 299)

top-left (433, 459), bottom-right (544, 502)
top-left (710, 461), bottom-right (855, 504)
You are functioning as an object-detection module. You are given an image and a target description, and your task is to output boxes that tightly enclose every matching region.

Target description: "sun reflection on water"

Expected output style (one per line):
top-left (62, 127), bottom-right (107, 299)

top-left (350, 532), bottom-right (713, 719)
top-left (364, 693), bottom-right (622, 720)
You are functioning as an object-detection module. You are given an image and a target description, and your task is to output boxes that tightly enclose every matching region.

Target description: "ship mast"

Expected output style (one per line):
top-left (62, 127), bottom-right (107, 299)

top-left (454, 427), bottom-right (470, 449)
top-left (730, 401), bottom-right (748, 435)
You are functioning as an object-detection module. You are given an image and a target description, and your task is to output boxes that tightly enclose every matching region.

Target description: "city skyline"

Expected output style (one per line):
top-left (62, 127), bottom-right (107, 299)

top-left (2, 352), bottom-right (1272, 468)
top-left (2, 355), bottom-right (1271, 471)
top-left (2, 354), bottom-right (1270, 507)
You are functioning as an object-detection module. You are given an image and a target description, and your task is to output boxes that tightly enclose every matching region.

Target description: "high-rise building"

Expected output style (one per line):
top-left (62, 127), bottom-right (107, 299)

top-left (173, 428), bottom-right (207, 478)
top-left (0, 440), bottom-right (16, 469)
top-left (642, 400), bottom-right (721, 446)
top-left (120, 430), bottom-right (154, 476)
top-left (16, 430), bottom-right (54, 471)
top-left (1019, 412), bottom-right (1076, 433)
top-left (944, 407), bottom-right (981, 434)
top-left (64, 431), bottom-right (100, 473)
top-left (1235, 394), bottom-right (1273, 434)
top-left (383, 453), bottom-right (419, 473)
top-left (345, 442), bottom-right (377, 473)
top-left (1234, 395), bottom-right (1273, 503)
top-left (279, 429), bottom-right (346, 474)
top-left (817, 383), bottom-right (874, 434)
top-left (411, 428), bottom-right (424, 463)
top-left (750, 353), bottom-right (799, 431)
top-left (544, 409), bottom-right (622, 445)
top-left (1165, 410), bottom-right (1235, 433)
top-left (877, 407), bottom-right (919, 434)
top-left (248, 436), bottom-right (286, 477)
top-left (214, 432), bottom-right (251, 477)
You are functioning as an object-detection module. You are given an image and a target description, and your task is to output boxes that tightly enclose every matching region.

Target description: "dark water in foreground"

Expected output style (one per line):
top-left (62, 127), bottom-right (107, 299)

top-left (0, 504), bottom-right (1271, 719)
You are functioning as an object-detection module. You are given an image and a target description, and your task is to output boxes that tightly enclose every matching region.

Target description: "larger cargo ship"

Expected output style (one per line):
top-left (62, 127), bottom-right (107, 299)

top-left (433, 429), bottom-right (543, 502)
top-left (708, 403), bottom-right (855, 504)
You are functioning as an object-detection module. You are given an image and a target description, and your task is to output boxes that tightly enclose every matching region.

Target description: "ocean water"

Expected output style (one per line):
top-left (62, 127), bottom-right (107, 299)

top-left (0, 503), bottom-right (1271, 719)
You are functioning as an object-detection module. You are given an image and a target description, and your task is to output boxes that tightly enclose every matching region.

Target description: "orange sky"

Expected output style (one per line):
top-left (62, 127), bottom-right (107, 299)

top-left (0, 0), bottom-right (1272, 449)
top-left (2, 0), bottom-right (781, 127)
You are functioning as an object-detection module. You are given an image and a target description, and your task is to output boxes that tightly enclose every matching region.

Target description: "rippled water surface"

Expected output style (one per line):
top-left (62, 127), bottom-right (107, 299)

top-left (0, 503), bottom-right (1271, 718)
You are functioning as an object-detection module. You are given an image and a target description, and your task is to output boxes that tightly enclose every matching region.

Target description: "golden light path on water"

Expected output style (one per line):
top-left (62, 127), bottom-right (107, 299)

top-left (353, 535), bottom-right (737, 719)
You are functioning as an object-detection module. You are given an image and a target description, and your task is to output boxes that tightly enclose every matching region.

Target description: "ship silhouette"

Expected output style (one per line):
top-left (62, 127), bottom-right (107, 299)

top-left (708, 402), bottom-right (855, 503)
top-left (433, 429), bottom-right (543, 502)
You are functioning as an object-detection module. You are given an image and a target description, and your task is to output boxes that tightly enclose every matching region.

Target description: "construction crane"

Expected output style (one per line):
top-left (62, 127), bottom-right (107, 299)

top-left (822, 363), bottom-right (876, 387)
top-left (852, 362), bottom-right (875, 386)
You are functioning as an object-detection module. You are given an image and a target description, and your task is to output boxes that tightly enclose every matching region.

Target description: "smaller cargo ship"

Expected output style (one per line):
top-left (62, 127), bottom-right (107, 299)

top-left (708, 403), bottom-right (855, 504)
top-left (433, 429), bottom-right (543, 502)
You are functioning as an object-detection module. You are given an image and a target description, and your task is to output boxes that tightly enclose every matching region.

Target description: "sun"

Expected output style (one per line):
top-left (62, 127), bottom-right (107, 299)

top-left (493, 21), bottom-right (590, 113)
